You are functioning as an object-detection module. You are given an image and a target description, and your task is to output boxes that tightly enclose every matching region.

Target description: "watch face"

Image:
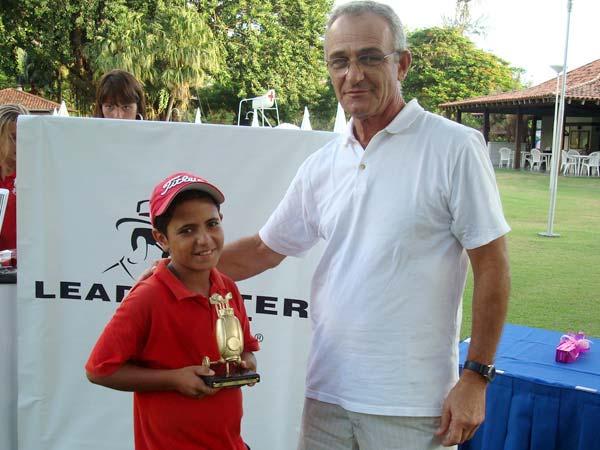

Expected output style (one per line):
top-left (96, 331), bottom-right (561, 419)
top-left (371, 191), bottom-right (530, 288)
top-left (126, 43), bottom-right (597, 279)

top-left (485, 365), bottom-right (497, 382)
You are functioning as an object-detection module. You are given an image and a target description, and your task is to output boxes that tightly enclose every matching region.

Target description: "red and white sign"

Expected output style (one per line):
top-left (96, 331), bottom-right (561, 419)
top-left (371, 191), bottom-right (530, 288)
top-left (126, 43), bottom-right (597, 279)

top-left (251, 89), bottom-right (276, 109)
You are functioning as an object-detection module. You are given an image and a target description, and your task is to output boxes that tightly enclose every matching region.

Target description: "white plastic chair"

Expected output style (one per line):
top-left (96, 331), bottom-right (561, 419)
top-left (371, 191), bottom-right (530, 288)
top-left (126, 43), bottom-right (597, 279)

top-left (498, 147), bottom-right (512, 168)
top-left (561, 150), bottom-right (577, 175)
top-left (566, 149), bottom-right (581, 175)
top-left (524, 148), bottom-right (542, 171)
top-left (581, 152), bottom-right (600, 176)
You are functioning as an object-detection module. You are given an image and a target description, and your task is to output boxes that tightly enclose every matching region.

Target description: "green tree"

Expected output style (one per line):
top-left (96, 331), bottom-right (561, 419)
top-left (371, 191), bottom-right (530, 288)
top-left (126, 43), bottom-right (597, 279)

top-left (195, 0), bottom-right (334, 125)
top-left (88, 0), bottom-right (221, 120)
top-left (2, 0), bottom-right (337, 124)
top-left (0, 17), bottom-right (15, 89)
top-left (14, 48), bottom-right (58, 95)
top-left (403, 27), bottom-right (522, 113)
top-left (1, 0), bottom-right (220, 117)
top-left (0, 0), bottom-right (120, 110)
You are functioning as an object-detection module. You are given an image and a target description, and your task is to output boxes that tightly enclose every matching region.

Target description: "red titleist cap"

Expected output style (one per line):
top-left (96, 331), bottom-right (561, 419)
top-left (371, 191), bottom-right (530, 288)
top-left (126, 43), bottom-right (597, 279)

top-left (150, 172), bottom-right (225, 225)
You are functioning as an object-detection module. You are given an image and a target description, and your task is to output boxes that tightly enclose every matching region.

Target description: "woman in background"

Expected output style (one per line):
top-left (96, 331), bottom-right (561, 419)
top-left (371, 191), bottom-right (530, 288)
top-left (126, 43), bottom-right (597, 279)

top-left (0, 104), bottom-right (29, 250)
top-left (93, 70), bottom-right (146, 120)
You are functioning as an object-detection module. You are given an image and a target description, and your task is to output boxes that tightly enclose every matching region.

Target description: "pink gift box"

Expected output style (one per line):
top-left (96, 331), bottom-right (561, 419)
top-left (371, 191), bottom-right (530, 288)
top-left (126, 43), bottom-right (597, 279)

top-left (555, 332), bottom-right (591, 363)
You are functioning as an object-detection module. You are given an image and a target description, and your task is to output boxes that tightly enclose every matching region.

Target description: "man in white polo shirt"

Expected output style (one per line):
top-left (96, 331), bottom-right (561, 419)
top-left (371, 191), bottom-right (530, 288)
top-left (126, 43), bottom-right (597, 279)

top-left (219, 1), bottom-right (510, 449)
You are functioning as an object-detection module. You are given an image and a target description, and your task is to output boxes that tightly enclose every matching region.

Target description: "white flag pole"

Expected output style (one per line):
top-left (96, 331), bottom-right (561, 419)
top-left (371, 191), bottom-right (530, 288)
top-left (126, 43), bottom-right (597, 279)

top-left (539, 0), bottom-right (573, 238)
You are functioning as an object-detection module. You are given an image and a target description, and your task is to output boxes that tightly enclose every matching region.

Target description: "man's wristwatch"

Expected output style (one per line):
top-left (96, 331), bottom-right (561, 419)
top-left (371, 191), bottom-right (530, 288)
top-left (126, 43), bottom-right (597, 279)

top-left (463, 360), bottom-right (496, 383)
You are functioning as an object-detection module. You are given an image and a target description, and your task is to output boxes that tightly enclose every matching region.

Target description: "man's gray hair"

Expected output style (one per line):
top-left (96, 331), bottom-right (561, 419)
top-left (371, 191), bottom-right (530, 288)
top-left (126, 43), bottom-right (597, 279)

top-left (327, 1), bottom-right (407, 52)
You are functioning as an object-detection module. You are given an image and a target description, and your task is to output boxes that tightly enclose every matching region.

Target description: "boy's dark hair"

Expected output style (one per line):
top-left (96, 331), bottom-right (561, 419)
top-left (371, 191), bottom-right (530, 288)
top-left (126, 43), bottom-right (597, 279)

top-left (153, 190), bottom-right (220, 236)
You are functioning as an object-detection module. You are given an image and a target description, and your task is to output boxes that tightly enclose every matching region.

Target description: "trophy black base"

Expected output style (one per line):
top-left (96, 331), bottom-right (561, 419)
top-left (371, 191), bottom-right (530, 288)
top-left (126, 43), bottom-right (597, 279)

top-left (202, 370), bottom-right (260, 388)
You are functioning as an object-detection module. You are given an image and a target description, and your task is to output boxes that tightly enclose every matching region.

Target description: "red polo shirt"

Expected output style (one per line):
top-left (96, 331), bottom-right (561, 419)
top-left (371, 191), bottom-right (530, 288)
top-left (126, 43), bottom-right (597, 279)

top-left (0, 172), bottom-right (16, 250)
top-left (86, 260), bottom-right (260, 450)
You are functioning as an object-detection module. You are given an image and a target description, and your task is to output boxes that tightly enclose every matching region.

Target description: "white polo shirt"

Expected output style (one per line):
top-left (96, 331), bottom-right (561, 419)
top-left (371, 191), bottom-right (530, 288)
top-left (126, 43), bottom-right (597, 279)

top-left (259, 100), bottom-right (510, 416)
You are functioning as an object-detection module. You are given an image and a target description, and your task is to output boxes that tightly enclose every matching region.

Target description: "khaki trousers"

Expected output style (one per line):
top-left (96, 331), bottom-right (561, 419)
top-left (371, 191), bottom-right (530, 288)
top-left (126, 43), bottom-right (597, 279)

top-left (297, 397), bottom-right (457, 450)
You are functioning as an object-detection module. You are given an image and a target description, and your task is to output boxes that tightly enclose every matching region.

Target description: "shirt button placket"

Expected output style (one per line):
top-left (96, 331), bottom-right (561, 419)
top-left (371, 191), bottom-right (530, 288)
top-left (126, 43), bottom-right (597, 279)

top-left (355, 161), bottom-right (367, 195)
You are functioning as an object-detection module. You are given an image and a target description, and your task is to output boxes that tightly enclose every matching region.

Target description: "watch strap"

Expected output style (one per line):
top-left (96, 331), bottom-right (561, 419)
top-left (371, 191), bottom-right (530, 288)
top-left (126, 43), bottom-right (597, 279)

top-left (463, 360), bottom-right (495, 382)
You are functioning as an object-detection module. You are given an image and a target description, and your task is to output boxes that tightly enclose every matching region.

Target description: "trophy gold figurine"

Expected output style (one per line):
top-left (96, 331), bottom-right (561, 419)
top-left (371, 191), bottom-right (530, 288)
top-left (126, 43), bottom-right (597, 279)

top-left (201, 292), bottom-right (260, 388)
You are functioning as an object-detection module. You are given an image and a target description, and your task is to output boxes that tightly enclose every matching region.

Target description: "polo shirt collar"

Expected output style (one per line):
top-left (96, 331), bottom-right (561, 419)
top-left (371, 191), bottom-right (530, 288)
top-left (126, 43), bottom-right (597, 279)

top-left (341, 116), bottom-right (357, 147)
top-left (342, 99), bottom-right (424, 146)
top-left (154, 260), bottom-right (228, 302)
top-left (384, 99), bottom-right (423, 135)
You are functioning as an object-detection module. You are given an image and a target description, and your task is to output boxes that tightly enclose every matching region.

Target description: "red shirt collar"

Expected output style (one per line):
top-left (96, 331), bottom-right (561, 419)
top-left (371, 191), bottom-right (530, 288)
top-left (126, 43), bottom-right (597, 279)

top-left (153, 259), bottom-right (228, 302)
top-left (0, 169), bottom-right (15, 187)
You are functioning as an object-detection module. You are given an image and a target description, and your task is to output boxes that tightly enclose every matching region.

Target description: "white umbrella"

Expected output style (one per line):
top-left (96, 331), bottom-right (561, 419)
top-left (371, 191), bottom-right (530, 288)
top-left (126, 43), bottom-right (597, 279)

top-left (57, 101), bottom-right (69, 117)
top-left (51, 108), bottom-right (58, 116)
top-left (194, 108), bottom-right (202, 124)
top-left (300, 106), bottom-right (312, 130)
top-left (333, 102), bottom-right (346, 133)
top-left (251, 109), bottom-right (259, 127)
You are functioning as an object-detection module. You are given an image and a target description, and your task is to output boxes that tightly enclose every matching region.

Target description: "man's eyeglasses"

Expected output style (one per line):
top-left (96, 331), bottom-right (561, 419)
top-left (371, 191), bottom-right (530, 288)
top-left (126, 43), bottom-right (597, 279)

top-left (101, 103), bottom-right (137, 114)
top-left (326, 52), bottom-right (399, 76)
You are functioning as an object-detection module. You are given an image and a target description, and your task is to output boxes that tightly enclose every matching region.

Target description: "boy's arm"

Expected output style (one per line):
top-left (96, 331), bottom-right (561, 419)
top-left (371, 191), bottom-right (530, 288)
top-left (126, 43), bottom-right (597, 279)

top-left (240, 352), bottom-right (257, 372)
top-left (87, 363), bottom-right (219, 398)
top-left (239, 352), bottom-right (258, 387)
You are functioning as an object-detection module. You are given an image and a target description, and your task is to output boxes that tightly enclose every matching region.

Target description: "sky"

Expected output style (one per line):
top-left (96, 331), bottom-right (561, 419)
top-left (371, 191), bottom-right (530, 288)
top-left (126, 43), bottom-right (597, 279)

top-left (334, 0), bottom-right (600, 86)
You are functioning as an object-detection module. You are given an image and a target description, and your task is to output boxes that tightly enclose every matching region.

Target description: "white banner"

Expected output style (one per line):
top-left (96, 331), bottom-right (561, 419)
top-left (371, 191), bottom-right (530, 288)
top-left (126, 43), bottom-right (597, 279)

top-left (17, 116), bottom-right (334, 450)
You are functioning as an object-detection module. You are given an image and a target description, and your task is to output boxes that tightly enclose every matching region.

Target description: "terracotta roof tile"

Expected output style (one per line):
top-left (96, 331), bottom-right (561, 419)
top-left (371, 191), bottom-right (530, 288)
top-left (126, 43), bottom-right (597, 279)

top-left (440, 59), bottom-right (600, 108)
top-left (0, 88), bottom-right (60, 111)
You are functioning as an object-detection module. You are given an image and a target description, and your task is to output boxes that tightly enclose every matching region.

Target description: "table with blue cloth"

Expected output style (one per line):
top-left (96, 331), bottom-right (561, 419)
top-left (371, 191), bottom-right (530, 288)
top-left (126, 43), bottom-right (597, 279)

top-left (459, 323), bottom-right (600, 450)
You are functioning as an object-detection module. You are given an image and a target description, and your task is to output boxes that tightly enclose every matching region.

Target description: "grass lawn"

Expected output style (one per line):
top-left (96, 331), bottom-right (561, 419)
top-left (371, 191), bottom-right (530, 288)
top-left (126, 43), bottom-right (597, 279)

top-left (460, 169), bottom-right (600, 339)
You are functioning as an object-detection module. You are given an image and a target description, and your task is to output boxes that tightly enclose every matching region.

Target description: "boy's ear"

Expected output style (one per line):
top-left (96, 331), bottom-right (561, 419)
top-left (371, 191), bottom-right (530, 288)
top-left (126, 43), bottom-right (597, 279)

top-left (152, 229), bottom-right (169, 253)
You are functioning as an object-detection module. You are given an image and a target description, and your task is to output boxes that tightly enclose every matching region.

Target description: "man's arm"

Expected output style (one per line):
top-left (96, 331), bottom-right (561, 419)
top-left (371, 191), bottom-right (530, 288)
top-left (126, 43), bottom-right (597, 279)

top-left (465, 234), bottom-right (510, 369)
top-left (436, 235), bottom-right (510, 446)
top-left (87, 363), bottom-right (219, 398)
top-left (218, 234), bottom-right (286, 281)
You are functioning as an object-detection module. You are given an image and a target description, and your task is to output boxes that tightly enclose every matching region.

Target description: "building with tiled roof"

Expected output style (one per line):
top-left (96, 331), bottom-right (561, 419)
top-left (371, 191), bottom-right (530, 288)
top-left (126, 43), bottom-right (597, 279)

top-left (439, 60), bottom-right (600, 168)
top-left (0, 88), bottom-right (60, 114)
top-left (441, 59), bottom-right (600, 110)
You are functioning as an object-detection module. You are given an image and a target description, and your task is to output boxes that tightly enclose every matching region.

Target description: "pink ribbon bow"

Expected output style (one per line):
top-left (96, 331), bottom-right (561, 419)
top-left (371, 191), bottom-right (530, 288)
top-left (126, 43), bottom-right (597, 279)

top-left (555, 332), bottom-right (591, 363)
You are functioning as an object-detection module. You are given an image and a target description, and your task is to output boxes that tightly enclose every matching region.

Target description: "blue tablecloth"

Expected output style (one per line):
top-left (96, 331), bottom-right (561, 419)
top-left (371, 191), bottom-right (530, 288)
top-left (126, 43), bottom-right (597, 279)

top-left (459, 324), bottom-right (600, 450)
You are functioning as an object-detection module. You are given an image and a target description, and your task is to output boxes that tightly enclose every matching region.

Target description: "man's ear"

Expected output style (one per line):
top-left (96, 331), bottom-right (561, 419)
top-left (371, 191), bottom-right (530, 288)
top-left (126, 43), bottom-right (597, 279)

top-left (152, 229), bottom-right (168, 253)
top-left (397, 50), bottom-right (412, 82)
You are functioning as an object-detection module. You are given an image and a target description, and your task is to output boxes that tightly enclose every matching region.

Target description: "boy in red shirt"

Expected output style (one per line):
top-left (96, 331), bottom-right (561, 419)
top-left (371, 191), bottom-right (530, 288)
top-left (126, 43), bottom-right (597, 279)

top-left (86, 172), bottom-right (259, 450)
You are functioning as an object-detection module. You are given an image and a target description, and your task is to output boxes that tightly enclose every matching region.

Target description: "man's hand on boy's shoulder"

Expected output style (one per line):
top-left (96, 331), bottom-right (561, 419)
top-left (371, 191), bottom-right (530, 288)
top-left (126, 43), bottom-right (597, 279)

top-left (172, 365), bottom-right (220, 398)
top-left (136, 258), bottom-right (170, 283)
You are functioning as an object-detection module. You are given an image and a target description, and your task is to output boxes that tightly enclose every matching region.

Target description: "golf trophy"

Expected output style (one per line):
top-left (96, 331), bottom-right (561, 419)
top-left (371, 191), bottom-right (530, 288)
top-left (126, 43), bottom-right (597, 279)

top-left (201, 292), bottom-right (260, 388)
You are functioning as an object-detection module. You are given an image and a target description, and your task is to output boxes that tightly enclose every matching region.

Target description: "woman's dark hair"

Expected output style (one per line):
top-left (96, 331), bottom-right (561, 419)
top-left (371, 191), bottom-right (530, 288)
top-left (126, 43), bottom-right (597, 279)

top-left (93, 70), bottom-right (146, 119)
top-left (154, 190), bottom-right (220, 236)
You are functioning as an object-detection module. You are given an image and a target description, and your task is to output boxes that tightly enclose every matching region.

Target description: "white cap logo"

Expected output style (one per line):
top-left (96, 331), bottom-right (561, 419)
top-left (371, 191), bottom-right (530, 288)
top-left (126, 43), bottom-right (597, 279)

top-left (160, 175), bottom-right (203, 196)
